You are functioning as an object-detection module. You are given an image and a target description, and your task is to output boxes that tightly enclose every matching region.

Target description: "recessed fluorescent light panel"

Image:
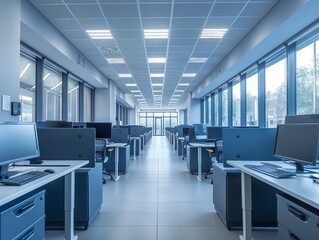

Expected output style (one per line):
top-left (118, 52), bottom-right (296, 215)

top-left (119, 74), bottom-right (132, 78)
top-left (131, 90), bottom-right (140, 93)
top-left (86, 30), bottom-right (113, 39)
top-left (148, 58), bottom-right (166, 63)
top-left (189, 58), bottom-right (208, 63)
top-left (144, 29), bottom-right (169, 39)
top-left (182, 73), bottom-right (196, 77)
top-left (125, 83), bottom-right (137, 87)
top-left (152, 83), bottom-right (163, 87)
top-left (200, 28), bottom-right (227, 39)
top-left (150, 73), bottom-right (164, 78)
top-left (107, 58), bottom-right (125, 64)
top-left (175, 90), bottom-right (184, 92)
top-left (152, 90), bottom-right (162, 93)
top-left (178, 83), bottom-right (189, 86)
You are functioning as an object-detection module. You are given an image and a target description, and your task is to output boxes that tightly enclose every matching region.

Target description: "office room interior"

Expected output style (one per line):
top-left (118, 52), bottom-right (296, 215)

top-left (1, 0), bottom-right (319, 240)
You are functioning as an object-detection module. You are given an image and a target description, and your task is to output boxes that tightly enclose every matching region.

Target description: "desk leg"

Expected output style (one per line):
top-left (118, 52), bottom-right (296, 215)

top-left (240, 172), bottom-right (253, 240)
top-left (133, 139), bottom-right (136, 160)
top-left (64, 171), bottom-right (77, 240)
top-left (181, 142), bottom-right (184, 160)
top-left (114, 147), bottom-right (120, 181)
top-left (197, 147), bottom-right (202, 181)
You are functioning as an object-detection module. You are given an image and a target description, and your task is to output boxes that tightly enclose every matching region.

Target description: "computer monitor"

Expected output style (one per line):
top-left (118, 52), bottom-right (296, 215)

top-left (207, 127), bottom-right (225, 140)
top-left (0, 123), bottom-right (40, 177)
top-left (182, 127), bottom-right (189, 137)
top-left (285, 114), bottom-right (319, 124)
top-left (130, 126), bottom-right (140, 137)
top-left (36, 121), bottom-right (73, 128)
top-left (274, 124), bottom-right (319, 172)
top-left (86, 122), bottom-right (112, 139)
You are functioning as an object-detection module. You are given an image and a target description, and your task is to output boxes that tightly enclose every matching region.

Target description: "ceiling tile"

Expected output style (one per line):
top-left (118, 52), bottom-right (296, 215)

top-left (140, 4), bottom-right (172, 18)
top-left (100, 4), bottom-right (139, 18)
top-left (107, 18), bottom-right (141, 29)
top-left (210, 3), bottom-right (246, 17)
top-left (241, 3), bottom-right (275, 17)
top-left (174, 3), bottom-right (212, 18)
top-left (67, 4), bottom-right (104, 18)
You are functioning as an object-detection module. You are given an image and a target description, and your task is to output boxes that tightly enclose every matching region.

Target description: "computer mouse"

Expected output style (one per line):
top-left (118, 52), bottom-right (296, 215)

top-left (309, 173), bottom-right (319, 179)
top-left (44, 169), bottom-right (55, 174)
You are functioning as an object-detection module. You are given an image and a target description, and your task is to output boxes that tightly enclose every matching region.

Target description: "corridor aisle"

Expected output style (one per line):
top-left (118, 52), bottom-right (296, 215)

top-left (46, 136), bottom-right (278, 240)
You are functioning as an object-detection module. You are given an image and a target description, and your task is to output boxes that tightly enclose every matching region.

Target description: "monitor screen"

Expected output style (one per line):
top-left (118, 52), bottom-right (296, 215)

top-left (182, 127), bottom-right (189, 137)
top-left (274, 124), bottom-right (319, 170)
top-left (36, 121), bottom-right (73, 128)
top-left (207, 127), bottom-right (224, 139)
top-left (86, 122), bottom-right (112, 139)
top-left (0, 123), bottom-right (40, 176)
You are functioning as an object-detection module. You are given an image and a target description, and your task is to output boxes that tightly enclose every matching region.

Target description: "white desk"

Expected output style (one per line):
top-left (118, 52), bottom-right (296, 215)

top-left (0, 160), bottom-right (88, 240)
top-left (130, 137), bottom-right (140, 160)
top-left (189, 142), bottom-right (215, 181)
top-left (227, 160), bottom-right (319, 240)
top-left (105, 143), bottom-right (126, 181)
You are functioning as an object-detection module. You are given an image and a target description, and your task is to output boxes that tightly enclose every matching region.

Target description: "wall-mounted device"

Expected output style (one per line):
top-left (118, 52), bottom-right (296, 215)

top-left (11, 101), bottom-right (21, 116)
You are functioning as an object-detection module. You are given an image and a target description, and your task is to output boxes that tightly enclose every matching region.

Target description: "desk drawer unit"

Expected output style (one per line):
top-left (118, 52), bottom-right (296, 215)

top-left (277, 194), bottom-right (319, 240)
top-left (13, 216), bottom-right (45, 240)
top-left (0, 190), bottom-right (45, 240)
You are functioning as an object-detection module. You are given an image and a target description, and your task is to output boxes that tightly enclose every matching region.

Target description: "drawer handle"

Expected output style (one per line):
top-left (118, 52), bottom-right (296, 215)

top-left (16, 202), bottom-right (35, 216)
top-left (288, 206), bottom-right (307, 222)
top-left (289, 232), bottom-right (301, 240)
top-left (19, 227), bottom-right (35, 240)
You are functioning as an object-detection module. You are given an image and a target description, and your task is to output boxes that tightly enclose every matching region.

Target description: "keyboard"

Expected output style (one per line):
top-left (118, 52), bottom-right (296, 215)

top-left (1, 171), bottom-right (49, 186)
top-left (244, 164), bottom-right (296, 178)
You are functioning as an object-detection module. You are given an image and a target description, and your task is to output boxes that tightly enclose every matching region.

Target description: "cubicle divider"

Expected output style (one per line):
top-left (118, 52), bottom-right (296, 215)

top-left (35, 127), bottom-right (102, 230)
top-left (213, 127), bottom-right (280, 229)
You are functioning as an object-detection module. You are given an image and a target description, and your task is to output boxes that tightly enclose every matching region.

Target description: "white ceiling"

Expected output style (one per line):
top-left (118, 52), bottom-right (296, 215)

top-left (28, 0), bottom-right (279, 109)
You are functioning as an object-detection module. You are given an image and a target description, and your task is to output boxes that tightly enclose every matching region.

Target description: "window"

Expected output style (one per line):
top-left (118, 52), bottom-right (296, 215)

top-left (19, 54), bottom-right (36, 122)
top-left (265, 57), bottom-right (287, 128)
top-left (207, 96), bottom-right (211, 124)
top-left (222, 88), bottom-right (228, 126)
top-left (43, 66), bottom-right (62, 120)
top-left (68, 78), bottom-right (79, 122)
top-left (214, 93), bottom-right (218, 126)
top-left (232, 82), bottom-right (240, 126)
top-left (246, 72), bottom-right (258, 126)
top-left (83, 85), bottom-right (92, 122)
top-left (296, 39), bottom-right (319, 114)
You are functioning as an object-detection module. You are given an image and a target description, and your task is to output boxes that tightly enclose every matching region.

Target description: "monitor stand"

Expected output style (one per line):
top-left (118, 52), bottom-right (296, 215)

top-left (29, 158), bottom-right (43, 164)
top-left (295, 162), bottom-right (308, 173)
top-left (0, 164), bottom-right (9, 180)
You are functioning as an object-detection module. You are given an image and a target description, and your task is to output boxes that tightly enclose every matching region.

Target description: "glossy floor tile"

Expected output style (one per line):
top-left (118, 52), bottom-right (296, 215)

top-left (46, 136), bottom-right (279, 240)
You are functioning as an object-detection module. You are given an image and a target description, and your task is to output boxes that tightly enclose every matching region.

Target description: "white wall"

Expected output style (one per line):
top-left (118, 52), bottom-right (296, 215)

top-left (0, 0), bottom-right (21, 121)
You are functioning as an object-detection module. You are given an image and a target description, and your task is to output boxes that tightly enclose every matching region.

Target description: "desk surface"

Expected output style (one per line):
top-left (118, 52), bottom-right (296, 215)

top-left (189, 142), bottom-right (215, 147)
top-left (0, 160), bottom-right (88, 206)
top-left (106, 143), bottom-right (127, 147)
top-left (228, 160), bottom-right (319, 209)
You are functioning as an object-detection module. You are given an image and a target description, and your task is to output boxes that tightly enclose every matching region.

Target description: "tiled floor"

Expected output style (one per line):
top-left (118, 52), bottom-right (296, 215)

top-left (46, 136), bottom-right (278, 240)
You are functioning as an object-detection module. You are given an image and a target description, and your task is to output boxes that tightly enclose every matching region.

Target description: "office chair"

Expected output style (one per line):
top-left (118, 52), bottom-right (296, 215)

top-left (95, 139), bottom-right (113, 183)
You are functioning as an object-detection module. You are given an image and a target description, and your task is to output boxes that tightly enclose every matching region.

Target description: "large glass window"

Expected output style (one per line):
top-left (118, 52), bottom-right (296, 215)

top-left (222, 88), bottom-right (228, 126)
top-left (232, 82), bottom-right (240, 126)
top-left (214, 93), bottom-right (218, 126)
top-left (19, 54), bottom-right (36, 122)
top-left (265, 57), bottom-right (287, 128)
top-left (296, 40), bottom-right (319, 114)
top-left (246, 72), bottom-right (258, 126)
top-left (207, 96), bottom-right (211, 124)
top-left (43, 66), bottom-right (62, 120)
top-left (83, 85), bottom-right (92, 122)
top-left (68, 78), bottom-right (79, 122)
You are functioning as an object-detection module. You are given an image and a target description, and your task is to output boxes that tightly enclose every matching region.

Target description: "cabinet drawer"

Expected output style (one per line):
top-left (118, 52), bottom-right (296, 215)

top-left (13, 216), bottom-right (45, 240)
top-left (278, 223), bottom-right (302, 240)
top-left (277, 194), bottom-right (319, 240)
top-left (0, 190), bottom-right (45, 240)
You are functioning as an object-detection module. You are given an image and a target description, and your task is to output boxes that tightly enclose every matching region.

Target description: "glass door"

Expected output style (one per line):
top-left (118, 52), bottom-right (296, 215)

top-left (155, 117), bottom-right (163, 136)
